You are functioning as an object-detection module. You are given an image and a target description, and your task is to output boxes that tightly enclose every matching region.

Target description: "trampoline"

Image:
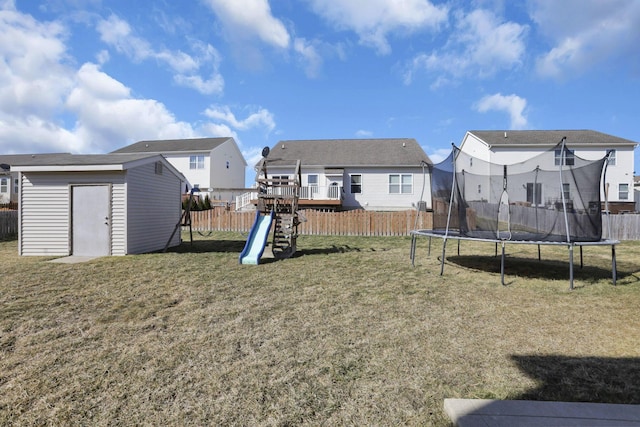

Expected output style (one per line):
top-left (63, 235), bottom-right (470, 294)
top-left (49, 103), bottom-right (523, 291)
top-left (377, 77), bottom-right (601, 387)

top-left (410, 137), bottom-right (619, 289)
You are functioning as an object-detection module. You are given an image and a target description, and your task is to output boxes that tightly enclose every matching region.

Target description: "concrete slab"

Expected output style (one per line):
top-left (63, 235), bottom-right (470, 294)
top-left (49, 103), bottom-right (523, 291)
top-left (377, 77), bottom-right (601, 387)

top-left (445, 399), bottom-right (640, 427)
top-left (48, 256), bottom-right (100, 264)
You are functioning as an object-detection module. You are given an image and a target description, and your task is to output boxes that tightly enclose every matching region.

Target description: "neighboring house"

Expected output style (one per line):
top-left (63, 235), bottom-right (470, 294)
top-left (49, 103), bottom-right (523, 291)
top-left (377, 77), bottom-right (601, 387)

top-left (12, 153), bottom-right (185, 256)
top-left (239, 138), bottom-right (432, 211)
top-left (460, 130), bottom-right (637, 212)
top-left (111, 137), bottom-right (247, 204)
top-left (0, 153), bottom-right (70, 204)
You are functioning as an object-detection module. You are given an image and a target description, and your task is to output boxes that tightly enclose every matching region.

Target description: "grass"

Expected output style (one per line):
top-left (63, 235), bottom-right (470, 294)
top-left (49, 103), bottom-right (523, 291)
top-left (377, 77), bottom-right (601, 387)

top-left (1, 232), bottom-right (640, 426)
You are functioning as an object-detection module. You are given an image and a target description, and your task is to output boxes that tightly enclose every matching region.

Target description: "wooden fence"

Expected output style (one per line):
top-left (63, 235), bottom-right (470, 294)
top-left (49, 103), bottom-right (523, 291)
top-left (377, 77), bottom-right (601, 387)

top-left (187, 208), bottom-right (640, 240)
top-left (189, 208), bottom-right (433, 237)
top-left (0, 210), bottom-right (18, 239)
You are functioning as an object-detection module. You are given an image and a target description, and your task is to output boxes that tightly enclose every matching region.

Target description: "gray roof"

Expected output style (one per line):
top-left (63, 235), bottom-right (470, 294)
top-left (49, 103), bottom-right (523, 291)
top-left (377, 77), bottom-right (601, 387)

top-left (0, 153), bottom-right (71, 167)
top-left (468, 130), bottom-right (637, 147)
top-left (3, 153), bottom-right (160, 167)
top-left (264, 138), bottom-right (431, 167)
top-left (111, 137), bottom-right (232, 153)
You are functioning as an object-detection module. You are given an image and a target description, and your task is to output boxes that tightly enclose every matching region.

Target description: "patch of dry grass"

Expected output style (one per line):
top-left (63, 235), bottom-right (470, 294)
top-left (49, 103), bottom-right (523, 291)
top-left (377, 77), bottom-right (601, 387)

top-left (1, 233), bottom-right (640, 425)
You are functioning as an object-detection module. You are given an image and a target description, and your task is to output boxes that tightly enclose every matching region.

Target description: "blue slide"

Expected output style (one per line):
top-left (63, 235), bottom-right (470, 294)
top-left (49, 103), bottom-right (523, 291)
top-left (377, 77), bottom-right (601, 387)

top-left (239, 210), bottom-right (274, 265)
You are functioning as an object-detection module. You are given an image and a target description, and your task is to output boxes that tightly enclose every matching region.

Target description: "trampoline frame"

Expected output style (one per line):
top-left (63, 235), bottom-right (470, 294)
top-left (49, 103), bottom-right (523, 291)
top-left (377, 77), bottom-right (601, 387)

top-left (409, 230), bottom-right (618, 290)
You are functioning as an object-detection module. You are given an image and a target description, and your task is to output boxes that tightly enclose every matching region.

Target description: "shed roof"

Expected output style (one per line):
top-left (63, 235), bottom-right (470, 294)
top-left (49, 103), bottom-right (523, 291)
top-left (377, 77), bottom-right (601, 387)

top-left (9, 153), bottom-right (185, 180)
top-left (111, 137), bottom-right (233, 154)
top-left (468, 130), bottom-right (637, 147)
top-left (263, 138), bottom-right (431, 167)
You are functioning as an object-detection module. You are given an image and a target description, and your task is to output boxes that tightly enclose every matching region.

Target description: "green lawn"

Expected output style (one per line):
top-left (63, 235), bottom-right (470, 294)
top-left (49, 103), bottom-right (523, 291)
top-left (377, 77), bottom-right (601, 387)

top-left (1, 233), bottom-right (640, 426)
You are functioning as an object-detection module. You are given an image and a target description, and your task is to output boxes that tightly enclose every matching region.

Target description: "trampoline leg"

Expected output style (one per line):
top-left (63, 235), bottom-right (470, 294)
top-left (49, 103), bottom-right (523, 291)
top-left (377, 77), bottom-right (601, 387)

top-left (410, 234), bottom-right (416, 266)
top-left (500, 242), bottom-right (505, 286)
top-left (580, 245), bottom-right (583, 269)
top-left (495, 242), bottom-right (498, 257)
top-left (538, 245), bottom-right (541, 261)
top-left (569, 244), bottom-right (574, 290)
top-left (440, 238), bottom-right (447, 276)
top-left (428, 236), bottom-right (432, 257)
top-left (612, 245), bottom-right (617, 286)
top-left (457, 239), bottom-right (460, 256)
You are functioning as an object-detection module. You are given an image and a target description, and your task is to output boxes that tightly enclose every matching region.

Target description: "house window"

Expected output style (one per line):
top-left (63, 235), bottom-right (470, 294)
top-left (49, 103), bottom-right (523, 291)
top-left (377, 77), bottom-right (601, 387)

top-left (350, 174), bottom-right (362, 194)
top-left (154, 161), bottom-right (163, 175)
top-left (189, 155), bottom-right (205, 169)
top-left (526, 183), bottom-right (542, 205)
top-left (562, 183), bottom-right (571, 200)
top-left (389, 174), bottom-right (412, 194)
top-left (607, 149), bottom-right (616, 165)
top-left (0, 178), bottom-right (7, 193)
top-left (308, 174), bottom-right (318, 196)
top-left (554, 148), bottom-right (575, 166)
top-left (619, 183), bottom-right (629, 200)
top-left (14, 178), bottom-right (18, 194)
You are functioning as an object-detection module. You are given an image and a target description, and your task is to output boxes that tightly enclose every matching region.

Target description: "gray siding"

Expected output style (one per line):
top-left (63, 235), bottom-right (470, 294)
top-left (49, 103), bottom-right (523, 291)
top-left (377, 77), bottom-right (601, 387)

top-left (20, 172), bottom-right (126, 256)
top-left (126, 161), bottom-right (182, 254)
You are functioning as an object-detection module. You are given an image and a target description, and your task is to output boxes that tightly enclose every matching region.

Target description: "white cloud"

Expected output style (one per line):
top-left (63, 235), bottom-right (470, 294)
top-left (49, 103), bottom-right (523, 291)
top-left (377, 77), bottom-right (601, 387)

top-left (294, 37), bottom-right (323, 78)
top-left (203, 105), bottom-right (276, 134)
top-left (308, 0), bottom-right (448, 55)
top-left (474, 93), bottom-right (528, 130)
top-left (404, 8), bottom-right (527, 85)
top-left (355, 129), bottom-right (373, 137)
top-left (66, 63), bottom-right (198, 152)
top-left (530, 0), bottom-right (640, 78)
top-left (96, 14), bottom-right (224, 95)
top-left (202, 0), bottom-right (290, 49)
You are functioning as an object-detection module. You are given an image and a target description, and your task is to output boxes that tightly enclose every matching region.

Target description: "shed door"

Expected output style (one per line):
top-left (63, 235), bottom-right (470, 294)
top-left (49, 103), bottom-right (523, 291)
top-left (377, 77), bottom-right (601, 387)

top-left (72, 185), bottom-right (110, 256)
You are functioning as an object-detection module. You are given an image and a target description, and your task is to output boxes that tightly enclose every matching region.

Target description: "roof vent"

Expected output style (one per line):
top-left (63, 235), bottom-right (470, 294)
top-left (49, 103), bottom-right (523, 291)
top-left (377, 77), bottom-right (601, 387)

top-left (145, 143), bottom-right (149, 147)
top-left (402, 142), bottom-right (406, 147)
top-left (281, 144), bottom-right (285, 149)
top-left (504, 132), bottom-right (507, 138)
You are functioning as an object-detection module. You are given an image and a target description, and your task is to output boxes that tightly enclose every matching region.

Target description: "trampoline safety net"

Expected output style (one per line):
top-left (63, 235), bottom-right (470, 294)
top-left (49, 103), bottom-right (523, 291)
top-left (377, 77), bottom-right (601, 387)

top-left (431, 141), bottom-right (608, 242)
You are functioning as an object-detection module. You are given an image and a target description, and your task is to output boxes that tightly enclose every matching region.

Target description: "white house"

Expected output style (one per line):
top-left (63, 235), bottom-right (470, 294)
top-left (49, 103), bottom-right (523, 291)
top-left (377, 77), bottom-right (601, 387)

top-left (460, 130), bottom-right (637, 212)
top-left (239, 138), bottom-right (432, 211)
top-left (111, 137), bottom-right (247, 204)
top-left (12, 153), bottom-right (185, 256)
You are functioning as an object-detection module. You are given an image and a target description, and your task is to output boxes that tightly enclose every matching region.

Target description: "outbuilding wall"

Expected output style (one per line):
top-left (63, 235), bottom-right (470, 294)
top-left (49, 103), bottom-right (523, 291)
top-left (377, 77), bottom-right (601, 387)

top-left (19, 171), bottom-right (126, 256)
top-left (126, 160), bottom-right (182, 254)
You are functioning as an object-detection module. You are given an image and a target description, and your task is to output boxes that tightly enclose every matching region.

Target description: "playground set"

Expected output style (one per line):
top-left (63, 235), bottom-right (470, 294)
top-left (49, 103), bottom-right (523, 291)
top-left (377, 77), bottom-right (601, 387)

top-left (238, 148), bottom-right (302, 264)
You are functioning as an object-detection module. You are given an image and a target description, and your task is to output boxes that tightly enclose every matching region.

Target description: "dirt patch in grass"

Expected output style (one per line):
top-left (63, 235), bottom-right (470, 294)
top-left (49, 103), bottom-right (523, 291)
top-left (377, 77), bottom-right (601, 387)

top-left (1, 233), bottom-right (640, 425)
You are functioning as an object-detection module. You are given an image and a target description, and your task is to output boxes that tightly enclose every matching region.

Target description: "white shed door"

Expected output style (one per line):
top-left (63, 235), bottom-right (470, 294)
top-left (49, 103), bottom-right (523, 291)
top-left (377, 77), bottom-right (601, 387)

top-left (72, 185), bottom-right (110, 256)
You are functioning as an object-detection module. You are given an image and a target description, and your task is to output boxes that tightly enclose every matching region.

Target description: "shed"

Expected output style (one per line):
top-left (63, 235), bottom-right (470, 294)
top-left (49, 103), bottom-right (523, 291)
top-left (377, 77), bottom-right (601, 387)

top-left (12, 153), bottom-right (186, 256)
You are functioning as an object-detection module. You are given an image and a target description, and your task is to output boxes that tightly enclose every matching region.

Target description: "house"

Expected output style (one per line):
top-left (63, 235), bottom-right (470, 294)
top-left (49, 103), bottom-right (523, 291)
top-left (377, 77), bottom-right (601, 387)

top-left (238, 138), bottom-right (432, 211)
top-left (111, 137), bottom-right (247, 205)
top-left (460, 130), bottom-right (637, 212)
top-left (11, 153), bottom-right (186, 256)
top-left (0, 153), bottom-right (70, 204)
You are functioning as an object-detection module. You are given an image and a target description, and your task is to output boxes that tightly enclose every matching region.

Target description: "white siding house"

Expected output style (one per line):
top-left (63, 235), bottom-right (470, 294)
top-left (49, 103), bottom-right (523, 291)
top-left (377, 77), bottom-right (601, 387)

top-left (12, 153), bottom-right (185, 256)
top-left (111, 137), bottom-right (247, 204)
top-left (460, 130), bottom-right (637, 210)
top-left (245, 138), bottom-right (432, 211)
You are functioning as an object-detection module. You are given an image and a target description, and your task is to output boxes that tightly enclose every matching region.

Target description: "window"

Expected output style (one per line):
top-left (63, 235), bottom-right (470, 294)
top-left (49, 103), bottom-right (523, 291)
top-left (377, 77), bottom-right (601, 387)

top-left (607, 149), bottom-right (616, 165)
top-left (350, 174), bottom-right (362, 194)
top-left (562, 183), bottom-right (571, 200)
top-left (308, 174), bottom-right (318, 196)
top-left (14, 178), bottom-right (18, 194)
top-left (554, 148), bottom-right (575, 166)
top-left (189, 155), bottom-right (205, 169)
top-left (619, 183), bottom-right (629, 200)
top-left (389, 174), bottom-right (412, 194)
top-left (0, 178), bottom-right (7, 193)
top-left (526, 183), bottom-right (542, 205)
top-left (154, 161), bottom-right (163, 175)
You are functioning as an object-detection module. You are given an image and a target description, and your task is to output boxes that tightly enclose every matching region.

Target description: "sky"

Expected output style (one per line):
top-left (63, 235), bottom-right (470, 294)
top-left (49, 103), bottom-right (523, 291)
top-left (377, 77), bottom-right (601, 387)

top-left (1, 0), bottom-right (640, 186)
